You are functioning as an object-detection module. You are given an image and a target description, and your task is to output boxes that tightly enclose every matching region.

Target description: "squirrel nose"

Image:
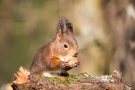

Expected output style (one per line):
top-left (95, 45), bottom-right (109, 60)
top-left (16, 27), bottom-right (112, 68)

top-left (73, 52), bottom-right (78, 57)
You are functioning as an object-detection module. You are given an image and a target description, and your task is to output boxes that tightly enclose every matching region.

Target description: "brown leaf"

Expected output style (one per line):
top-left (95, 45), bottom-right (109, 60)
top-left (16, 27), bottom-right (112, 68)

top-left (13, 66), bottom-right (30, 84)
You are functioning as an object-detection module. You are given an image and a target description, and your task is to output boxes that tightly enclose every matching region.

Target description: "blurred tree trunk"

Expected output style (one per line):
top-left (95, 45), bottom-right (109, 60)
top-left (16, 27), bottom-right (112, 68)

top-left (102, 0), bottom-right (135, 87)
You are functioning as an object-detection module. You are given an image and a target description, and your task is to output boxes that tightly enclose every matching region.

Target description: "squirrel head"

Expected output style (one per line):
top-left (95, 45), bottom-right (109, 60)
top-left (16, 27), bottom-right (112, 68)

top-left (54, 17), bottom-right (78, 59)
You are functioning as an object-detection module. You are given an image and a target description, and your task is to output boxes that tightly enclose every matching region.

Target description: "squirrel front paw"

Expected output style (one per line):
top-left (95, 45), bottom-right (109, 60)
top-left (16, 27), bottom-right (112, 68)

top-left (61, 56), bottom-right (80, 68)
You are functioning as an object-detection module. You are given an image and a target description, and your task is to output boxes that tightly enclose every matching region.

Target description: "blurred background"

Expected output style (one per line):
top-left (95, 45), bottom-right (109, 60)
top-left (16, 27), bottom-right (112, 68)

top-left (0, 0), bottom-right (135, 89)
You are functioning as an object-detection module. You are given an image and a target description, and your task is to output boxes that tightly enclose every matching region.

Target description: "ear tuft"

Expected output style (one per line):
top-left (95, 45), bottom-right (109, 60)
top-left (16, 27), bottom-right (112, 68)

top-left (56, 17), bottom-right (64, 33)
top-left (64, 18), bottom-right (73, 33)
top-left (56, 17), bottom-right (73, 38)
top-left (56, 17), bottom-right (65, 40)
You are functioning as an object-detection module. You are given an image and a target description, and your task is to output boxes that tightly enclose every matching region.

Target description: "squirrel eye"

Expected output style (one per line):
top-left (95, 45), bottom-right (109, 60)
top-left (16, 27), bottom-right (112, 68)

top-left (64, 44), bottom-right (68, 48)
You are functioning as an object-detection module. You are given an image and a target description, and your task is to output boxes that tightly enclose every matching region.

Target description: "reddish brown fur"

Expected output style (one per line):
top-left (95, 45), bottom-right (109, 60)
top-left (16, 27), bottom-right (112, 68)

top-left (30, 17), bottom-right (79, 76)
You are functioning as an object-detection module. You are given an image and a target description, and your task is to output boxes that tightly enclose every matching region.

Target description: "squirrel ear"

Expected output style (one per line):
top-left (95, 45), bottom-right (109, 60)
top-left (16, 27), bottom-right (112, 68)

top-left (56, 29), bottom-right (63, 40)
top-left (56, 17), bottom-right (64, 40)
top-left (64, 18), bottom-right (73, 33)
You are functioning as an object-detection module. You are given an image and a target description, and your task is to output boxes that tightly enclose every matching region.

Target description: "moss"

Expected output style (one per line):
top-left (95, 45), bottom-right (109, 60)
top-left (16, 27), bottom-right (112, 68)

top-left (43, 72), bottom-right (92, 85)
top-left (63, 74), bottom-right (78, 84)
top-left (65, 73), bottom-right (91, 84)
top-left (49, 76), bottom-right (63, 83)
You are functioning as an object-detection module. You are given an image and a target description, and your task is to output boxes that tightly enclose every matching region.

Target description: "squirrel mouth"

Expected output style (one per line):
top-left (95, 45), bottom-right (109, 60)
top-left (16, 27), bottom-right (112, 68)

top-left (73, 53), bottom-right (78, 57)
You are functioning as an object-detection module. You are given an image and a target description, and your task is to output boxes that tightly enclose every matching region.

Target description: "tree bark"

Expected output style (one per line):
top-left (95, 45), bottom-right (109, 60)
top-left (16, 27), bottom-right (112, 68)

top-left (11, 66), bottom-right (133, 90)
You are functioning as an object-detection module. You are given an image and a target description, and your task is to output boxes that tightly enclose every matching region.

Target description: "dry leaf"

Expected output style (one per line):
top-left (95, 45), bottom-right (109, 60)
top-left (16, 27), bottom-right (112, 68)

top-left (13, 66), bottom-right (30, 84)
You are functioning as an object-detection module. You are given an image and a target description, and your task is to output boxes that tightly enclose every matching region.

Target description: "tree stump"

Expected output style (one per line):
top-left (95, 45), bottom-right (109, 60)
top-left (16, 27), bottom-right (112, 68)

top-left (11, 66), bottom-right (134, 90)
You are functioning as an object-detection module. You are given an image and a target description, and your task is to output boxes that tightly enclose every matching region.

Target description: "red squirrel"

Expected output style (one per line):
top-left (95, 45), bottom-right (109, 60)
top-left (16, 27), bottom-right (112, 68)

top-left (30, 17), bottom-right (79, 76)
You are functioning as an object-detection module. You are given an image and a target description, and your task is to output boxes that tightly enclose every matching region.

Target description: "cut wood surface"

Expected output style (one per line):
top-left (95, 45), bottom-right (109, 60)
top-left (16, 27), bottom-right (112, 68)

top-left (11, 66), bottom-right (134, 90)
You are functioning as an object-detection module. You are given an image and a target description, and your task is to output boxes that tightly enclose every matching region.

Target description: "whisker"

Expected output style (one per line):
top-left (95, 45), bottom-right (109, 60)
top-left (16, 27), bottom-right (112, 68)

top-left (78, 49), bottom-right (87, 55)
